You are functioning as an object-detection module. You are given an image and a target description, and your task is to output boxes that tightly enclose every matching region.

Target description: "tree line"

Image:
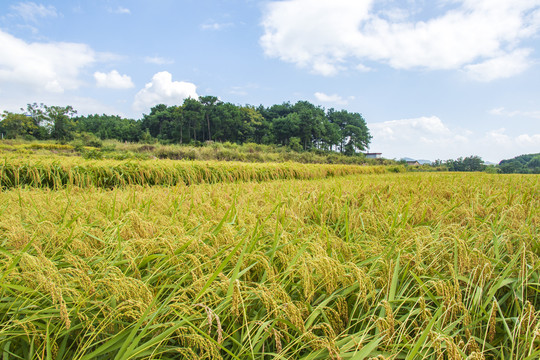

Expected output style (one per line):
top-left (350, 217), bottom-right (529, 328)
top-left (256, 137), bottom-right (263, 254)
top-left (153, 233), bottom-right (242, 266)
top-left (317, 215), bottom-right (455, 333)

top-left (1, 97), bottom-right (372, 155)
top-left (436, 155), bottom-right (487, 172)
top-left (410, 154), bottom-right (540, 174)
top-left (498, 153), bottom-right (540, 174)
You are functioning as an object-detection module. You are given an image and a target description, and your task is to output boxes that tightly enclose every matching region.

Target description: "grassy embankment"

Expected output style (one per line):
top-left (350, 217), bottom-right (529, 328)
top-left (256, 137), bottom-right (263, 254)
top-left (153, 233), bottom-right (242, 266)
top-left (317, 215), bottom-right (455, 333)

top-left (0, 155), bottom-right (538, 358)
top-left (0, 139), bottom-right (392, 165)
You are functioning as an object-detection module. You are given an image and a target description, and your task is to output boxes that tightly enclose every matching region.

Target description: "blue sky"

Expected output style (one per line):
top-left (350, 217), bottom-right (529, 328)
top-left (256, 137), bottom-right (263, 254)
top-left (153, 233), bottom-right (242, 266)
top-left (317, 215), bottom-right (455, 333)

top-left (1, 0), bottom-right (539, 162)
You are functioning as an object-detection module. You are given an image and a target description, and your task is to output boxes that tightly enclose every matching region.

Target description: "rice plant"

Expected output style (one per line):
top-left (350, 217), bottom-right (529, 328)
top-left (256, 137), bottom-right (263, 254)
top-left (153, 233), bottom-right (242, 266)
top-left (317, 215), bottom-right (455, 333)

top-left (0, 155), bottom-right (387, 190)
top-left (0, 172), bottom-right (538, 359)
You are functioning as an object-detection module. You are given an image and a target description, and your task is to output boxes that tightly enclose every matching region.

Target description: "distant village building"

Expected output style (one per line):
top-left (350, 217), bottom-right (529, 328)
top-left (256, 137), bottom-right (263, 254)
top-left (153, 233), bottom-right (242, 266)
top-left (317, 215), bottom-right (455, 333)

top-left (366, 152), bottom-right (382, 159)
top-left (406, 160), bottom-right (420, 166)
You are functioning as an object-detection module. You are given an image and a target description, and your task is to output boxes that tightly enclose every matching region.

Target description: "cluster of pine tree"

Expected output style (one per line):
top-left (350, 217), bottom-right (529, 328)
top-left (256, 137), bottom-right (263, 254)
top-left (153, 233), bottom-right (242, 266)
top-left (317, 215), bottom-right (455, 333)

top-left (1, 98), bottom-right (372, 155)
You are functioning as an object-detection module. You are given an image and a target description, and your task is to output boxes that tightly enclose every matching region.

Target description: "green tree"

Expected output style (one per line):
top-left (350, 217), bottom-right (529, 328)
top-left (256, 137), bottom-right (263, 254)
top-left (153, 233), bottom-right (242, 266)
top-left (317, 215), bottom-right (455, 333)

top-left (253, 105), bottom-right (273, 144)
top-left (292, 101), bottom-right (325, 150)
top-left (344, 113), bottom-right (371, 152)
top-left (272, 113), bottom-right (300, 146)
top-left (327, 109), bottom-right (371, 153)
top-left (169, 106), bottom-right (186, 143)
top-left (0, 111), bottom-right (37, 138)
top-left (527, 155), bottom-right (540, 169)
top-left (239, 105), bottom-right (264, 143)
top-left (74, 114), bottom-right (141, 142)
top-left (264, 102), bottom-right (293, 120)
top-left (321, 121), bottom-right (341, 151)
top-left (199, 95), bottom-right (222, 141)
top-left (44, 105), bottom-right (77, 141)
top-left (446, 156), bottom-right (485, 172)
top-left (217, 103), bottom-right (244, 143)
top-left (182, 98), bottom-right (204, 143)
top-left (462, 155), bottom-right (486, 171)
top-left (141, 104), bottom-right (169, 139)
top-left (499, 153), bottom-right (540, 174)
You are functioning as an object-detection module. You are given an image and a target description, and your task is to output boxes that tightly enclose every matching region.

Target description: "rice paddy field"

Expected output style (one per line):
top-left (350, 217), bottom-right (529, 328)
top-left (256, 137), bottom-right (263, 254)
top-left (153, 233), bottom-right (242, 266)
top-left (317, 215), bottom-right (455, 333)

top-left (0, 155), bottom-right (538, 359)
top-left (0, 155), bottom-right (389, 189)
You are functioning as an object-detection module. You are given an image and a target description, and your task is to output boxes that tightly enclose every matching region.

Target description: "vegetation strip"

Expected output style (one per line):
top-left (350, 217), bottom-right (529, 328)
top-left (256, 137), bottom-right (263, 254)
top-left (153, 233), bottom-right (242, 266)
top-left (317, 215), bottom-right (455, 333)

top-left (0, 156), bottom-right (387, 189)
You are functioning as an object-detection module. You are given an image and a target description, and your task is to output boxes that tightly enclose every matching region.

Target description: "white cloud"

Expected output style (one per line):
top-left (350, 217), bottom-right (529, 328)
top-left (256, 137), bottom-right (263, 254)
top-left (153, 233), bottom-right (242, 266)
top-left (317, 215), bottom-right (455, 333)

top-left (133, 71), bottom-right (198, 112)
top-left (482, 128), bottom-right (540, 156)
top-left (489, 107), bottom-right (540, 119)
top-left (94, 70), bottom-right (134, 89)
top-left (489, 107), bottom-right (506, 116)
top-left (229, 83), bottom-right (259, 96)
top-left (96, 52), bottom-right (125, 63)
top-left (109, 6), bottom-right (131, 15)
top-left (368, 116), bottom-right (470, 159)
top-left (356, 63), bottom-right (372, 72)
top-left (464, 49), bottom-right (533, 81)
top-left (516, 134), bottom-right (540, 146)
top-left (0, 29), bottom-right (95, 93)
top-left (144, 56), bottom-right (174, 65)
top-left (370, 116), bottom-right (453, 140)
top-left (314, 92), bottom-right (348, 105)
top-left (486, 128), bottom-right (512, 145)
top-left (201, 22), bottom-right (234, 31)
top-left (261, 0), bottom-right (540, 80)
top-left (368, 116), bottom-right (540, 162)
top-left (10, 2), bottom-right (58, 22)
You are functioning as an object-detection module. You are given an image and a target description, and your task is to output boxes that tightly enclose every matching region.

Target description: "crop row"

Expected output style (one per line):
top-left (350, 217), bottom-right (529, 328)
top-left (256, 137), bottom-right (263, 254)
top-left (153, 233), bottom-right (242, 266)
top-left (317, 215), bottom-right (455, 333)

top-left (0, 155), bottom-right (387, 189)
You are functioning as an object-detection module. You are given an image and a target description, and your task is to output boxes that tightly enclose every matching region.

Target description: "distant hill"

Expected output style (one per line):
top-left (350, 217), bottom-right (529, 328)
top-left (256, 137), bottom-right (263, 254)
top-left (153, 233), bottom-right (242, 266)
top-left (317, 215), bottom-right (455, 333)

top-left (499, 153), bottom-right (540, 174)
top-left (400, 157), bottom-right (432, 165)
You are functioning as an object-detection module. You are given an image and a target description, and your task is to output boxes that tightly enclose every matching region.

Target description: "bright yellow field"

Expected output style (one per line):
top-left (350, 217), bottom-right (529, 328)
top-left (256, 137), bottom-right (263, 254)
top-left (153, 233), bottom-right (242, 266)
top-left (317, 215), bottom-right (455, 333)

top-left (0, 171), bottom-right (538, 359)
top-left (0, 154), bottom-right (388, 189)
